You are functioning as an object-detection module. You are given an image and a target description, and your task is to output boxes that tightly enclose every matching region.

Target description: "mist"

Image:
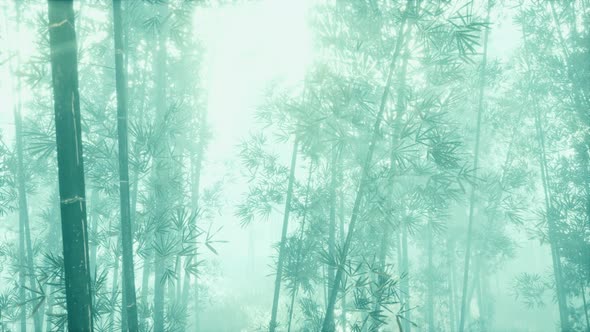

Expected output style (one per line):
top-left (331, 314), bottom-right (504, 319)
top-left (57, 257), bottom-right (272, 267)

top-left (0, 0), bottom-right (588, 331)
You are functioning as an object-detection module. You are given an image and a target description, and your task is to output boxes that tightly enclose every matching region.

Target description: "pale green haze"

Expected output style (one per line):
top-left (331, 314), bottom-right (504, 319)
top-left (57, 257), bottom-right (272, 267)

top-left (0, 0), bottom-right (588, 331)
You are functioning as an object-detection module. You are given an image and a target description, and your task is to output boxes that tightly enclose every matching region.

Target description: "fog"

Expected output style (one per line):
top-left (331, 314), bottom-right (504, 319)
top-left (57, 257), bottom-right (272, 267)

top-left (0, 0), bottom-right (588, 331)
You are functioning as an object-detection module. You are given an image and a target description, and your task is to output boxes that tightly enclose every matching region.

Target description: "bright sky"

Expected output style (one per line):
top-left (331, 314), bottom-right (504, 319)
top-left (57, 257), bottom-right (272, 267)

top-left (194, 0), bottom-right (313, 161)
top-left (192, 0), bottom-right (316, 300)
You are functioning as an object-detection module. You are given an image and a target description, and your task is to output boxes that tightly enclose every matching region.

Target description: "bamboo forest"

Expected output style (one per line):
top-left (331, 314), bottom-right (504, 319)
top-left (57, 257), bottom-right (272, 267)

top-left (0, 0), bottom-right (589, 331)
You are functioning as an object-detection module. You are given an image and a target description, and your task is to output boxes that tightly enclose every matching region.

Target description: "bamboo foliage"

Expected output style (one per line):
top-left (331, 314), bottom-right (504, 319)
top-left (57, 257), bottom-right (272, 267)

top-left (0, 0), bottom-right (588, 331)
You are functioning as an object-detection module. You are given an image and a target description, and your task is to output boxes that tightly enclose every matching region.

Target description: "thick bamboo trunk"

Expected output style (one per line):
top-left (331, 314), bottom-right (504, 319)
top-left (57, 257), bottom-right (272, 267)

top-left (269, 138), bottom-right (299, 332)
top-left (47, 0), bottom-right (94, 330)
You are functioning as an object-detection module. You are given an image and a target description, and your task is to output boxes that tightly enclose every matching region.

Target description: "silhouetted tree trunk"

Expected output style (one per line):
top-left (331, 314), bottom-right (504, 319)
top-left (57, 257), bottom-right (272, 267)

top-left (18, 95), bottom-right (42, 331)
top-left (47, 0), bottom-right (93, 330)
top-left (534, 98), bottom-right (569, 331)
top-left (112, 0), bottom-right (139, 330)
top-left (400, 217), bottom-right (410, 331)
top-left (109, 244), bottom-right (121, 332)
top-left (447, 239), bottom-right (457, 332)
top-left (321, 3), bottom-right (412, 330)
top-left (9, 2), bottom-right (43, 330)
top-left (18, 172), bottom-right (26, 332)
top-left (374, 47), bottom-right (409, 326)
top-left (520, 24), bottom-right (570, 331)
top-left (328, 147), bottom-right (337, 299)
top-left (140, 251), bottom-right (151, 328)
top-left (181, 105), bottom-right (208, 330)
top-left (43, 284), bottom-right (53, 332)
top-left (582, 282), bottom-right (590, 332)
top-left (89, 191), bottom-right (98, 283)
top-left (152, 2), bottom-right (170, 330)
top-left (458, 2), bottom-right (491, 331)
top-left (43, 187), bottom-right (61, 332)
top-left (269, 138), bottom-right (299, 332)
top-left (287, 160), bottom-right (314, 332)
top-left (427, 217), bottom-right (434, 332)
top-left (338, 186), bottom-right (347, 332)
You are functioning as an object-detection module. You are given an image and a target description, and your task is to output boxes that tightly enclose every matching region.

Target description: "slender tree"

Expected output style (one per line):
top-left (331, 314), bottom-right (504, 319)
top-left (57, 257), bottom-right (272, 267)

top-left (328, 147), bottom-right (337, 302)
top-left (112, 0), bottom-right (139, 330)
top-left (286, 159), bottom-right (314, 332)
top-left (520, 22), bottom-right (570, 331)
top-left (458, 2), bottom-right (491, 331)
top-left (269, 138), bottom-right (299, 332)
top-left (11, 4), bottom-right (27, 330)
top-left (321, 2), bottom-right (412, 329)
top-left (7, 2), bottom-right (44, 330)
top-left (46, 0), bottom-right (94, 330)
top-left (181, 105), bottom-right (208, 329)
top-left (152, 2), bottom-right (172, 330)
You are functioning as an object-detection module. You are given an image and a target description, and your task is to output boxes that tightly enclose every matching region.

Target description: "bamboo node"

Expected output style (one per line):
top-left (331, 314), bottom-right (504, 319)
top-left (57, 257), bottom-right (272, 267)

top-left (61, 196), bottom-right (85, 204)
top-left (49, 19), bottom-right (68, 29)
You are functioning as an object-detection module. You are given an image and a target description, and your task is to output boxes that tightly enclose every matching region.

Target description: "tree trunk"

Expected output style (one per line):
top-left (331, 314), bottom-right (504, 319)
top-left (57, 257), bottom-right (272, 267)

top-left (520, 25), bottom-right (570, 331)
top-left (328, 147), bottom-right (337, 302)
top-left (373, 47), bottom-right (410, 328)
top-left (140, 252), bottom-right (151, 329)
top-left (582, 283), bottom-right (589, 332)
top-left (10, 2), bottom-right (43, 329)
top-left (321, 3), bottom-right (412, 329)
top-left (89, 191), bottom-right (98, 283)
top-left (338, 187), bottom-right (347, 332)
top-left (109, 247), bottom-right (120, 332)
top-left (112, 0), bottom-right (139, 330)
top-left (287, 160), bottom-right (313, 332)
top-left (44, 285), bottom-right (53, 332)
top-left (458, 2), bottom-right (491, 331)
top-left (476, 263), bottom-right (483, 325)
top-left (533, 99), bottom-right (569, 331)
top-left (427, 217), bottom-right (434, 332)
top-left (181, 105), bottom-right (208, 330)
top-left (373, 48), bottom-right (409, 325)
top-left (152, 2), bottom-right (170, 330)
top-left (47, 0), bottom-right (94, 330)
top-left (447, 239), bottom-right (457, 332)
top-left (269, 138), bottom-right (299, 332)
top-left (18, 179), bottom-right (26, 332)
top-left (401, 217), bottom-right (410, 331)
top-left (393, 49), bottom-right (411, 332)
